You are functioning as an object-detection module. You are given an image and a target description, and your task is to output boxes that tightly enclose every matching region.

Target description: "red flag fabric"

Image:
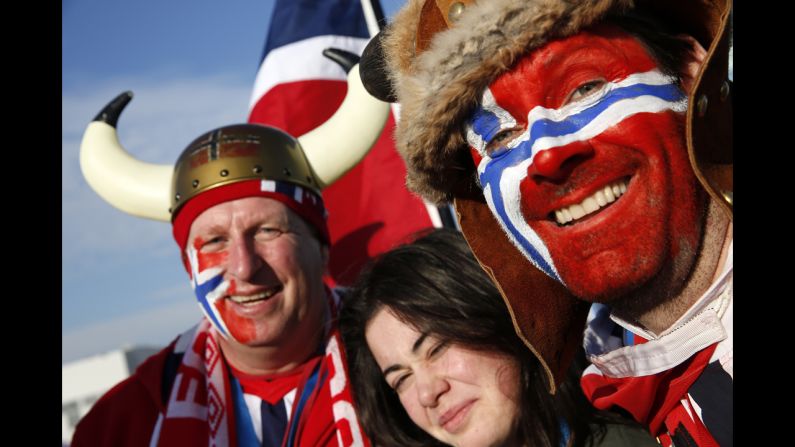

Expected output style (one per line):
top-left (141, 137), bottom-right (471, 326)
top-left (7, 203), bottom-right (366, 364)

top-left (248, 0), bottom-right (437, 285)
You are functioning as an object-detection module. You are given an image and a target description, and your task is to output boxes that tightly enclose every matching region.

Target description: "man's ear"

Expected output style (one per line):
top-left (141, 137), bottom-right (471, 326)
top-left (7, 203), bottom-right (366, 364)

top-left (678, 34), bottom-right (708, 95)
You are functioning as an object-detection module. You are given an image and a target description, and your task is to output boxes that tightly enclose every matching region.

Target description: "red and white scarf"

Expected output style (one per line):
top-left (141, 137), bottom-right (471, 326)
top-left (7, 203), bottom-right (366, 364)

top-left (149, 316), bottom-right (370, 447)
top-left (581, 245), bottom-right (732, 447)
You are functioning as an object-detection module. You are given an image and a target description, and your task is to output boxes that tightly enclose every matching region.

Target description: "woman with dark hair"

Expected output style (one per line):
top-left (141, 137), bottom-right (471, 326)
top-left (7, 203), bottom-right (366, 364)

top-left (339, 229), bottom-right (657, 447)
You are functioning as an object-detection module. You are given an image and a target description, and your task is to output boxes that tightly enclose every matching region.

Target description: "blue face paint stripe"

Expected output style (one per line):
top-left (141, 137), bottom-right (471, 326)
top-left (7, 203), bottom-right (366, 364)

top-left (194, 274), bottom-right (228, 337)
top-left (471, 107), bottom-right (503, 143)
top-left (528, 83), bottom-right (684, 143)
top-left (485, 178), bottom-right (560, 280)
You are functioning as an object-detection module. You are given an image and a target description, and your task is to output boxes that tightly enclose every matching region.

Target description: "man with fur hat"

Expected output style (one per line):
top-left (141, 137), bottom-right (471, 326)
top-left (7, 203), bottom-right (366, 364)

top-left (71, 54), bottom-right (383, 447)
top-left (359, 0), bottom-right (732, 445)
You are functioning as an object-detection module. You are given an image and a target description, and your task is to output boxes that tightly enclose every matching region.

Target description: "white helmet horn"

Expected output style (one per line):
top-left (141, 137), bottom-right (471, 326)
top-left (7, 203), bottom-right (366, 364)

top-left (298, 48), bottom-right (391, 188)
top-left (79, 49), bottom-right (389, 220)
top-left (79, 92), bottom-right (173, 221)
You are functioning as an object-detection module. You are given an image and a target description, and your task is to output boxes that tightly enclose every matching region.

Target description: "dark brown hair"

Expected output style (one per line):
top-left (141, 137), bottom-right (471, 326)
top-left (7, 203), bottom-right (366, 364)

top-left (339, 229), bottom-right (621, 447)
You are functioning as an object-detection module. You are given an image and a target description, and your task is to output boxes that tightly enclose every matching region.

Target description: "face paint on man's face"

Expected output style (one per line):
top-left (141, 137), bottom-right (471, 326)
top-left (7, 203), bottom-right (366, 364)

top-left (187, 239), bottom-right (235, 340)
top-left (184, 197), bottom-right (329, 348)
top-left (466, 25), bottom-right (704, 301)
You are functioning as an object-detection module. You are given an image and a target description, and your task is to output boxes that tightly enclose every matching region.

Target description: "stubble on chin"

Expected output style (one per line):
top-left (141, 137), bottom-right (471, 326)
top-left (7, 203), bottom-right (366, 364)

top-left (607, 196), bottom-right (729, 335)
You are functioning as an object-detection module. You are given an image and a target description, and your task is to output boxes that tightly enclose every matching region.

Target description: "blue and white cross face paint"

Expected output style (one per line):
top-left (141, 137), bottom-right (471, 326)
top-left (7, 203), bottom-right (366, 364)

top-left (187, 244), bottom-right (234, 340)
top-left (185, 196), bottom-right (330, 348)
top-left (464, 26), bottom-right (704, 301)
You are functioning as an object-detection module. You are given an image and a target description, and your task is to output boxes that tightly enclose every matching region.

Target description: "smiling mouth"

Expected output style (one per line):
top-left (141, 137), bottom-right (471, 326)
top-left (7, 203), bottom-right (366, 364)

top-left (552, 177), bottom-right (629, 226)
top-left (439, 400), bottom-right (476, 433)
top-left (228, 285), bottom-right (283, 305)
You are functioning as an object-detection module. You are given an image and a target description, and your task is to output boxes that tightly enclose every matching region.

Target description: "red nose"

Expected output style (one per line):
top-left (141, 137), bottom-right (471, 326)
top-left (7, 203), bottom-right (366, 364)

top-left (527, 141), bottom-right (594, 181)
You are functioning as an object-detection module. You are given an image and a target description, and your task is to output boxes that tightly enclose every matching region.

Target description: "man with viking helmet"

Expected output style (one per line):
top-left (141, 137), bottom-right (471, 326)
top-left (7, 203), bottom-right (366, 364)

top-left (72, 52), bottom-right (383, 447)
top-left (359, 0), bottom-right (733, 445)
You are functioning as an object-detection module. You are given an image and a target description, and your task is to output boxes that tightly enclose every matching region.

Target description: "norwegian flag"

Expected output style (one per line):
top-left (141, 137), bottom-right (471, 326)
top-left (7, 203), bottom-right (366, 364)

top-left (249, 0), bottom-right (440, 286)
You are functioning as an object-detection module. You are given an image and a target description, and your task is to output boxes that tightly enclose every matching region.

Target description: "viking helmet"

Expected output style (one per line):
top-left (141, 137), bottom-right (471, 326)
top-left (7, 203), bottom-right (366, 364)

top-left (80, 50), bottom-right (390, 249)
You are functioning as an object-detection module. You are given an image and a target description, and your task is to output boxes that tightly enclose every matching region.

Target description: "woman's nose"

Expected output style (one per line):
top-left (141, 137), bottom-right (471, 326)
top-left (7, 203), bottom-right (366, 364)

top-left (416, 372), bottom-right (450, 408)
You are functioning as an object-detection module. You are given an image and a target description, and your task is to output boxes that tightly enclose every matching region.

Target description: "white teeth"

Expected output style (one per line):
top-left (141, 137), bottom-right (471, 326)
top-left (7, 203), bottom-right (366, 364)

top-left (570, 204), bottom-right (586, 220)
top-left (605, 187), bottom-right (615, 202)
top-left (582, 197), bottom-right (599, 214)
top-left (553, 179), bottom-right (629, 225)
top-left (229, 289), bottom-right (278, 304)
top-left (595, 190), bottom-right (607, 207)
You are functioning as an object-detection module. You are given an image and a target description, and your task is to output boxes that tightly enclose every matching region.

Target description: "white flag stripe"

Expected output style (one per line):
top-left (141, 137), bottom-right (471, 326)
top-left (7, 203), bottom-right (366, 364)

top-left (249, 35), bottom-right (369, 110)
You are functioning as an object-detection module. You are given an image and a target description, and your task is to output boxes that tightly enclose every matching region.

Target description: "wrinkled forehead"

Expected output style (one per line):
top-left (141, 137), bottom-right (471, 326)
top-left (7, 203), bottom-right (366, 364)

top-left (187, 196), bottom-right (292, 239)
top-left (479, 24), bottom-right (660, 117)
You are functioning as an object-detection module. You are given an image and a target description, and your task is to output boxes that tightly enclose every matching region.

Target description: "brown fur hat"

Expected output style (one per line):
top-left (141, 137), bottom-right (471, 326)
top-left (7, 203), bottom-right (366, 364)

top-left (382, 0), bottom-right (634, 205)
top-left (376, 0), bottom-right (733, 214)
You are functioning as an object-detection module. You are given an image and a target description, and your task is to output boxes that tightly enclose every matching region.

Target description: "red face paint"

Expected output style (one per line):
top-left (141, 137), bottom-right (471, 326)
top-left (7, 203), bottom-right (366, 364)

top-left (473, 25), bottom-right (705, 301)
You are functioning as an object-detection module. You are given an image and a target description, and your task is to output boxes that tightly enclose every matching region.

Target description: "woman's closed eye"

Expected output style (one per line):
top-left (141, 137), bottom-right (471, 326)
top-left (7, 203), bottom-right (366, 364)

top-left (392, 372), bottom-right (412, 392)
top-left (427, 340), bottom-right (449, 358)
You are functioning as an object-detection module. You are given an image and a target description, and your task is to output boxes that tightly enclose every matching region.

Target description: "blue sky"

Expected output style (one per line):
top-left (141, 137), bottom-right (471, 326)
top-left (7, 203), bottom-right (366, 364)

top-left (62, 0), bottom-right (405, 363)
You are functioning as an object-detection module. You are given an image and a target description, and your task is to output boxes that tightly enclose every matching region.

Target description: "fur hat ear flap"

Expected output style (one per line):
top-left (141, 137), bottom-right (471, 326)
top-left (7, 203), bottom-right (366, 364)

top-left (360, 31), bottom-right (398, 103)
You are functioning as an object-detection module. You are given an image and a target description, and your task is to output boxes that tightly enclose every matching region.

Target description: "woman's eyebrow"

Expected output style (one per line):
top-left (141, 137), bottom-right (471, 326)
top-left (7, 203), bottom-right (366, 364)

top-left (412, 333), bottom-right (429, 354)
top-left (382, 364), bottom-right (402, 377)
top-left (381, 333), bottom-right (430, 377)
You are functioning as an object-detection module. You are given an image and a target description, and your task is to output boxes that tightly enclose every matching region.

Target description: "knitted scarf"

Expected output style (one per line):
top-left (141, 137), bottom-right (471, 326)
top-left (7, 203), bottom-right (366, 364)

top-left (150, 317), bottom-right (369, 447)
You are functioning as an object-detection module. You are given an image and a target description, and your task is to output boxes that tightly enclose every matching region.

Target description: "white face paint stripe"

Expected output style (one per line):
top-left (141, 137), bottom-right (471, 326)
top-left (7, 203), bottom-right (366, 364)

top-left (206, 279), bottom-right (230, 302)
top-left (196, 266), bottom-right (224, 285)
top-left (467, 69), bottom-right (683, 284)
top-left (468, 70), bottom-right (680, 157)
top-left (482, 183), bottom-right (560, 279)
top-left (467, 125), bottom-right (487, 155)
top-left (186, 245), bottom-right (234, 341)
top-left (530, 95), bottom-right (687, 155)
top-left (481, 88), bottom-right (517, 130)
top-left (466, 87), bottom-right (520, 157)
top-left (498, 160), bottom-right (560, 278)
top-left (526, 70), bottom-right (677, 124)
top-left (477, 155), bottom-right (490, 177)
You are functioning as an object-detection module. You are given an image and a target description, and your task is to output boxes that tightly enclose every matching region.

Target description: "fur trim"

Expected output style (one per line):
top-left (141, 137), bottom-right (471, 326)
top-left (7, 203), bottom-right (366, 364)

top-left (384, 0), bottom-right (634, 204)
